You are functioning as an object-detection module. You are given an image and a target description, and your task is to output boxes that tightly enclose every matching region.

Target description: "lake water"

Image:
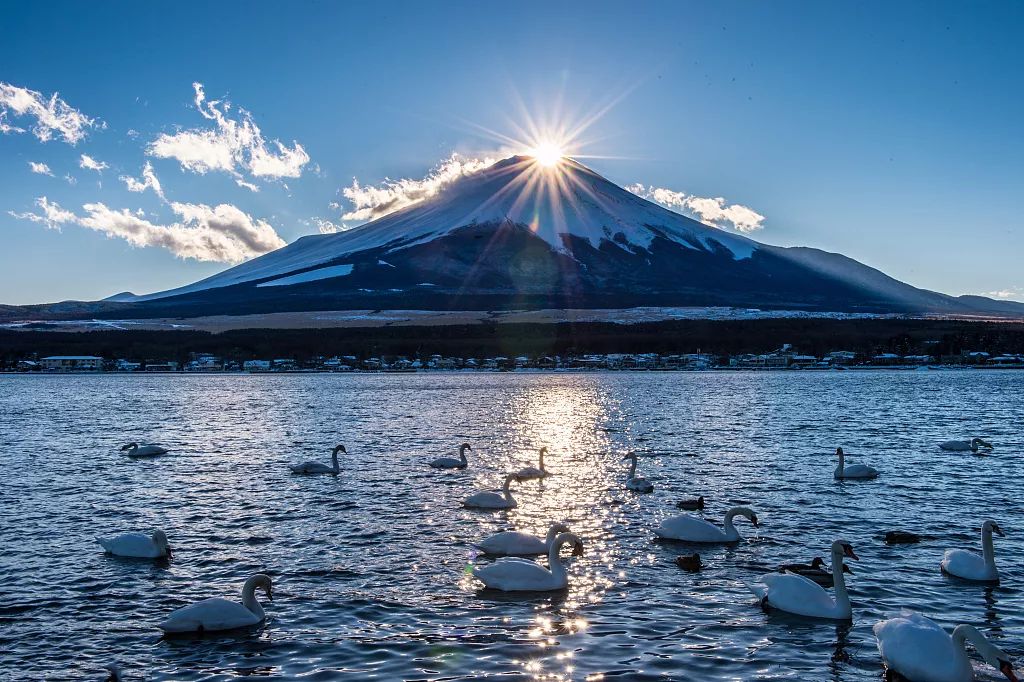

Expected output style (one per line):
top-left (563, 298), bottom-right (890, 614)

top-left (1, 370), bottom-right (1022, 681)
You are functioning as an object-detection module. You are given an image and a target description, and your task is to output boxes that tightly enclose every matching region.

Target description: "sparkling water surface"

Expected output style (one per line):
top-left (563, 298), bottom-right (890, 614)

top-left (1, 371), bottom-right (1022, 681)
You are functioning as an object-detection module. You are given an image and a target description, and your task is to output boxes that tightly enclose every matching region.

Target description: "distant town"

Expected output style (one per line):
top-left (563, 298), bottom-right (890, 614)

top-left (6, 344), bottom-right (1023, 373)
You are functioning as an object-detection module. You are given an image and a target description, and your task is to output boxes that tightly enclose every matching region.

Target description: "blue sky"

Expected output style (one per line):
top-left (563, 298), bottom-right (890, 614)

top-left (2, 1), bottom-right (1022, 305)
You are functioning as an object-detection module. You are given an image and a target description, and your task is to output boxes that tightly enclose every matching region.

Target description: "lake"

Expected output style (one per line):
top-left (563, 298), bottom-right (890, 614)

top-left (1, 370), bottom-right (1021, 680)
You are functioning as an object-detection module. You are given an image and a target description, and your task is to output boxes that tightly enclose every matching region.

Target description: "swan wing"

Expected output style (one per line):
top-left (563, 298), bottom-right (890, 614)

top-left (516, 467), bottom-right (546, 479)
top-left (939, 440), bottom-right (968, 451)
top-left (290, 461), bottom-right (334, 474)
top-left (941, 549), bottom-right (995, 581)
top-left (97, 533), bottom-right (162, 558)
top-left (464, 492), bottom-right (512, 509)
top-left (754, 573), bottom-right (841, 618)
top-left (626, 477), bottom-right (654, 492)
top-left (158, 598), bottom-right (261, 633)
top-left (655, 514), bottom-right (725, 542)
top-left (430, 457), bottom-right (462, 469)
top-left (476, 531), bottom-right (546, 555)
top-left (874, 613), bottom-right (971, 682)
top-left (843, 464), bottom-right (878, 478)
top-left (473, 559), bottom-right (559, 591)
top-left (127, 444), bottom-right (167, 457)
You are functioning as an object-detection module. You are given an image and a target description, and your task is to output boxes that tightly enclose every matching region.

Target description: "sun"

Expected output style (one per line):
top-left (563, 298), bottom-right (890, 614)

top-left (528, 141), bottom-right (565, 167)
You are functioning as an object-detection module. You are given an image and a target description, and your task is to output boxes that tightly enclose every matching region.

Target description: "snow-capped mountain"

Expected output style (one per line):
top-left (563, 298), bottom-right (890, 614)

top-left (51, 156), bottom-right (1024, 317)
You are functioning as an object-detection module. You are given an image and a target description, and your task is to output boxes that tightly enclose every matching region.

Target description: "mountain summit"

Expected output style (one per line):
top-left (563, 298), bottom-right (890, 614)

top-left (85, 156), bottom-right (1024, 317)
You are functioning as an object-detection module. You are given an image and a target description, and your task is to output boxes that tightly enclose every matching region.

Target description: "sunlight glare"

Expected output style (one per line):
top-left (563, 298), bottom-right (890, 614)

top-left (529, 141), bottom-right (565, 167)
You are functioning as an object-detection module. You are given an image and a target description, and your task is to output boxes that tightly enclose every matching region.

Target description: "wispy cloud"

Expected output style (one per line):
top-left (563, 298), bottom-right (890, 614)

top-left (28, 161), bottom-right (54, 176)
top-left (119, 161), bottom-right (166, 201)
top-left (311, 217), bottom-right (349, 234)
top-left (625, 184), bottom-right (766, 233)
top-left (340, 153), bottom-right (496, 222)
top-left (8, 196), bottom-right (77, 230)
top-left (983, 286), bottom-right (1023, 301)
top-left (148, 82), bottom-right (310, 189)
top-left (9, 196), bottom-right (285, 263)
top-left (0, 82), bottom-right (100, 144)
top-left (64, 174), bottom-right (77, 186)
top-left (79, 154), bottom-right (109, 173)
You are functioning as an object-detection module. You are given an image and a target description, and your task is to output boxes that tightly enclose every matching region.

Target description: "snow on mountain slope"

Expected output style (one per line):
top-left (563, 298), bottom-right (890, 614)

top-left (135, 156), bottom-right (759, 301)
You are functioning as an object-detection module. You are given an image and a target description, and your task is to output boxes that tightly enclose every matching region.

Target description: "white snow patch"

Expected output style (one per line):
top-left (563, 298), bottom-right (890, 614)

top-left (256, 263), bottom-right (353, 287)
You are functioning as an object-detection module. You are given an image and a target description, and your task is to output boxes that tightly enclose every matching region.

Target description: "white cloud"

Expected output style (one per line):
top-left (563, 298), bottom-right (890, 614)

top-left (312, 217), bottom-right (349, 234)
top-left (625, 183), bottom-right (766, 233)
top-left (983, 287), bottom-right (1023, 301)
top-left (28, 161), bottom-right (54, 176)
top-left (64, 174), bottom-right (77, 186)
top-left (119, 161), bottom-right (165, 201)
top-left (0, 82), bottom-right (100, 144)
top-left (148, 82), bottom-right (310, 187)
top-left (341, 153), bottom-right (496, 222)
top-left (9, 196), bottom-right (285, 263)
top-left (7, 196), bottom-right (77, 230)
top-left (79, 154), bottom-right (108, 173)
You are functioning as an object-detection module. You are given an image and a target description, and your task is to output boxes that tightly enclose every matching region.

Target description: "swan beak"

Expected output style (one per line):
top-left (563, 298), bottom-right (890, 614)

top-left (266, 588), bottom-right (274, 602)
top-left (572, 542), bottom-right (584, 556)
top-left (751, 515), bottom-right (759, 527)
top-left (994, 526), bottom-right (1005, 537)
top-left (999, 661), bottom-right (1017, 682)
top-left (844, 545), bottom-right (860, 560)
top-left (165, 546), bottom-right (173, 559)
top-left (843, 565), bottom-right (853, 574)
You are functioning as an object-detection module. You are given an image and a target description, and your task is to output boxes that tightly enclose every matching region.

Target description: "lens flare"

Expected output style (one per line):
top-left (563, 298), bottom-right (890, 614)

top-left (529, 141), bottom-right (565, 167)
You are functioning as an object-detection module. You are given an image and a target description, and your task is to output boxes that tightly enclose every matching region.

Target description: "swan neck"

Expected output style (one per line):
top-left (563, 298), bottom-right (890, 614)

top-left (723, 509), bottom-right (738, 538)
top-left (952, 624), bottom-right (992, 658)
top-left (982, 525), bottom-right (997, 567)
top-left (241, 577), bottom-right (266, 619)
top-left (837, 451), bottom-right (844, 473)
top-left (831, 547), bottom-right (851, 612)
top-left (538, 449), bottom-right (545, 468)
top-left (502, 475), bottom-right (515, 499)
top-left (331, 450), bottom-right (340, 471)
top-left (548, 534), bottom-right (577, 582)
top-left (627, 457), bottom-right (637, 479)
top-left (545, 525), bottom-right (560, 546)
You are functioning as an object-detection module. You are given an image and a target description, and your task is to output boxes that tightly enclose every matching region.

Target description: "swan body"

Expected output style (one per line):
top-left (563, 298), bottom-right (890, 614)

top-left (430, 443), bottom-right (471, 469)
top-left (833, 447), bottom-right (879, 479)
top-left (464, 474), bottom-right (521, 509)
top-left (98, 530), bottom-right (172, 559)
top-left (516, 447), bottom-right (549, 480)
top-left (751, 540), bottom-right (859, 619)
top-left (874, 612), bottom-right (1018, 682)
top-left (290, 444), bottom-right (345, 474)
top-left (121, 442), bottom-right (168, 458)
top-left (473, 532), bottom-right (583, 591)
top-left (158, 574), bottom-right (272, 633)
top-left (623, 453), bottom-right (654, 493)
top-left (940, 438), bottom-right (994, 452)
top-left (655, 506), bottom-right (758, 543)
top-left (475, 522), bottom-right (570, 556)
top-left (941, 520), bottom-right (1003, 582)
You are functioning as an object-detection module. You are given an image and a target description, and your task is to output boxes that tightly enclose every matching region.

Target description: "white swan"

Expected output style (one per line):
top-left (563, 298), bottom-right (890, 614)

top-left (941, 520), bottom-right (1003, 582)
top-left (464, 474), bottom-right (522, 509)
top-left (430, 443), bottom-right (471, 469)
top-left (121, 442), bottom-right (168, 458)
top-left (940, 438), bottom-right (994, 452)
top-left (623, 452), bottom-right (654, 493)
top-left (516, 446), bottom-right (550, 480)
top-left (158, 574), bottom-right (273, 633)
top-left (750, 540), bottom-right (859, 619)
top-left (875, 612), bottom-right (1018, 682)
top-left (475, 522), bottom-right (571, 556)
top-left (98, 529), bottom-right (172, 559)
top-left (473, 532), bottom-right (583, 591)
top-left (655, 506), bottom-right (759, 543)
top-left (833, 447), bottom-right (879, 479)
top-left (289, 444), bottom-right (345, 474)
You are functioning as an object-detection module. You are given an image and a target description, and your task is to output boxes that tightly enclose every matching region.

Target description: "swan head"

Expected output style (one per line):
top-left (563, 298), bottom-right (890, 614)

top-left (252, 574), bottom-right (273, 601)
top-left (539, 446), bottom-right (548, 455)
top-left (120, 442), bottom-right (138, 451)
top-left (460, 443), bottom-right (472, 451)
top-left (974, 438), bottom-right (994, 449)
top-left (551, 522), bottom-right (571, 535)
top-left (622, 452), bottom-right (637, 461)
top-left (152, 530), bottom-right (171, 557)
top-left (835, 447), bottom-right (844, 456)
top-left (810, 557), bottom-right (826, 569)
top-left (332, 444), bottom-right (346, 455)
top-left (572, 540), bottom-right (585, 556)
top-left (984, 520), bottom-right (1005, 537)
top-left (832, 540), bottom-right (859, 561)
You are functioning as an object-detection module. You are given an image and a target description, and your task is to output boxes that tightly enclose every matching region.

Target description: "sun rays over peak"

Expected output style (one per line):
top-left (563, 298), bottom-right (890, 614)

top-left (527, 141), bottom-right (565, 168)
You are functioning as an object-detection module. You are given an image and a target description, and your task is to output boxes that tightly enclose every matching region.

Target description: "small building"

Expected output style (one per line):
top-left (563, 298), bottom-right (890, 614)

top-left (41, 356), bottom-right (103, 371)
top-left (243, 360), bottom-right (272, 372)
top-left (145, 361), bottom-right (178, 372)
